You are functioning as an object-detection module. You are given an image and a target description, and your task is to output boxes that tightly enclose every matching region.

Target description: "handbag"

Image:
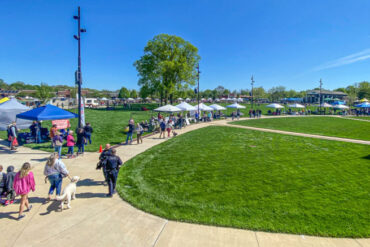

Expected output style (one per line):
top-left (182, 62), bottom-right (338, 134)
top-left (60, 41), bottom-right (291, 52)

top-left (55, 139), bottom-right (62, 147)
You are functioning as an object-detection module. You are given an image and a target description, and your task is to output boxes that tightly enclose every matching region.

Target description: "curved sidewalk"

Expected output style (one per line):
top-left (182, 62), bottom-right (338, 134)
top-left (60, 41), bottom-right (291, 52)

top-left (0, 120), bottom-right (368, 247)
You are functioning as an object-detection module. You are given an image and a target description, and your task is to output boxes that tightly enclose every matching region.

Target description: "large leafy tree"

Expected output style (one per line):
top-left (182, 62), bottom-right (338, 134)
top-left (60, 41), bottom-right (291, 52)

top-left (130, 89), bottom-right (138, 98)
top-left (35, 83), bottom-right (54, 103)
top-left (134, 34), bottom-right (200, 104)
top-left (118, 87), bottom-right (130, 99)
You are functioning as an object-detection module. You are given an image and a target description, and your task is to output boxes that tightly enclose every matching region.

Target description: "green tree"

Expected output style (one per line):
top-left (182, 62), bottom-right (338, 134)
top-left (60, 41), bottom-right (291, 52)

top-left (134, 34), bottom-right (200, 104)
top-left (35, 83), bottom-right (54, 103)
top-left (118, 87), bottom-right (130, 99)
top-left (130, 89), bottom-right (138, 98)
top-left (357, 81), bottom-right (370, 99)
top-left (0, 79), bottom-right (8, 89)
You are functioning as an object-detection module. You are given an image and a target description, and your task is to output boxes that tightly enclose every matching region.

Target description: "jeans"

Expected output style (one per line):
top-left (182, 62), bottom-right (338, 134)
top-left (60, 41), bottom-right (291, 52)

top-left (106, 170), bottom-right (118, 195)
top-left (67, 146), bottom-right (74, 155)
top-left (54, 146), bottom-right (62, 158)
top-left (48, 174), bottom-right (63, 195)
top-left (125, 132), bottom-right (133, 144)
top-left (78, 144), bottom-right (84, 153)
top-left (36, 130), bottom-right (42, 143)
top-left (85, 133), bottom-right (92, 144)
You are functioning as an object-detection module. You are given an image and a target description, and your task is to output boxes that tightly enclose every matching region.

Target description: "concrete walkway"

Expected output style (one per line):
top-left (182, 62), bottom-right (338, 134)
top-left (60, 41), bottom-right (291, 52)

top-left (0, 119), bottom-right (369, 247)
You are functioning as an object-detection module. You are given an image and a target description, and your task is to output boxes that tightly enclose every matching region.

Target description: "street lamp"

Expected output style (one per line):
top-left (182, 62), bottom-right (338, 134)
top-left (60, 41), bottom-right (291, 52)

top-left (319, 78), bottom-right (323, 115)
top-left (196, 64), bottom-right (200, 122)
top-left (251, 75), bottom-right (255, 109)
top-left (73, 6), bottom-right (86, 128)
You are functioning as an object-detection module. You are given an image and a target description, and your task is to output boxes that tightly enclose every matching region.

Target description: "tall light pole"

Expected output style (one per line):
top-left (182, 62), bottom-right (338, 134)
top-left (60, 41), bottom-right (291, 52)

top-left (251, 75), bottom-right (255, 109)
top-left (319, 78), bottom-right (323, 115)
top-left (196, 64), bottom-right (200, 122)
top-left (73, 6), bottom-right (86, 128)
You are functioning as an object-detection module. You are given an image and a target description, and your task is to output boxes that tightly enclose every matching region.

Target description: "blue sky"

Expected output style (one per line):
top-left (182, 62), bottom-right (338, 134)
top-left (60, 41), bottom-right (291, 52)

top-left (1, 0), bottom-right (370, 92)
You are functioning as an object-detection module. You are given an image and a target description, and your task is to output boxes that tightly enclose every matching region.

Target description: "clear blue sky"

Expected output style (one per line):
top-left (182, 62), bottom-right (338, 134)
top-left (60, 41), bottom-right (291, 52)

top-left (1, 0), bottom-right (370, 92)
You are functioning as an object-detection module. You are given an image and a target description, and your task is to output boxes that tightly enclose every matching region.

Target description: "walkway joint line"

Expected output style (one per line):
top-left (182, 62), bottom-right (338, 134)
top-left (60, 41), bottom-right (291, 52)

top-left (355, 239), bottom-right (364, 247)
top-left (152, 220), bottom-right (168, 247)
top-left (254, 232), bottom-right (260, 247)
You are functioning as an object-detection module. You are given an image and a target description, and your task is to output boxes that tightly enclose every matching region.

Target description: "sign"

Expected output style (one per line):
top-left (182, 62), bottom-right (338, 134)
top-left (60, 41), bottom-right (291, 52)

top-left (52, 119), bottom-right (71, 130)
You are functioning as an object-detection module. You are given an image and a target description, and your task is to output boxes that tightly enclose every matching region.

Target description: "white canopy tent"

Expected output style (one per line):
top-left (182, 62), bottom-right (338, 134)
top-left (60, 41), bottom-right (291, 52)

top-left (316, 103), bottom-right (333, 108)
top-left (237, 98), bottom-right (243, 102)
top-left (333, 104), bottom-right (349, 109)
top-left (195, 103), bottom-right (213, 111)
top-left (0, 98), bottom-right (32, 131)
top-left (266, 103), bottom-right (284, 109)
top-left (126, 98), bottom-right (135, 102)
top-left (288, 103), bottom-right (305, 108)
top-left (177, 97), bottom-right (183, 101)
top-left (176, 102), bottom-right (197, 111)
top-left (154, 104), bottom-right (182, 113)
top-left (209, 104), bottom-right (227, 111)
top-left (226, 103), bottom-right (246, 109)
top-left (185, 98), bottom-right (191, 102)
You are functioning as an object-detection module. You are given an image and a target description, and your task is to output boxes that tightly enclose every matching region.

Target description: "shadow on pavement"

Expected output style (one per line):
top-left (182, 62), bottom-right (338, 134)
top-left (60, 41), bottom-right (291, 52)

top-left (39, 201), bottom-right (61, 216)
top-left (78, 178), bottom-right (105, 187)
top-left (0, 210), bottom-right (19, 220)
top-left (77, 192), bottom-right (107, 199)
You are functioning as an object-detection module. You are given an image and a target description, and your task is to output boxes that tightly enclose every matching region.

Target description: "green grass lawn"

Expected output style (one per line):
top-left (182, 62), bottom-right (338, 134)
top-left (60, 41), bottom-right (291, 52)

top-left (0, 108), bottom-right (153, 154)
top-left (231, 116), bottom-right (370, 141)
top-left (117, 126), bottom-right (369, 237)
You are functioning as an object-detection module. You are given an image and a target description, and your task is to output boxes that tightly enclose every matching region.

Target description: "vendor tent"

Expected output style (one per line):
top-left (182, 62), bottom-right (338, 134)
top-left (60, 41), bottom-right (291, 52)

top-left (266, 103), bottom-right (284, 109)
top-left (0, 98), bottom-right (32, 130)
top-left (288, 103), bottom-right (305, 108)
top-left (0, 97), bottom-right (9, 104)
top-left (359, 98), bottom-right (368, 102)
top-left (333, 104), bottom-right (349, 109)
top-left (16, 104), bottom-right (78, 121)
top-left (355, 102), bottom-right (370, 108)
top-left (195, 103), bottom-right (213, 111)
top-left (209, 104), bottom-right (226, 110)
top-left (316, 103), bottom-right (333, 108)
top-left (176, 102), bottom-right (196, 111)
top-left (154, 104), bottom-right (182, 113)
top-left (227, 103), bottom-right (246, 109)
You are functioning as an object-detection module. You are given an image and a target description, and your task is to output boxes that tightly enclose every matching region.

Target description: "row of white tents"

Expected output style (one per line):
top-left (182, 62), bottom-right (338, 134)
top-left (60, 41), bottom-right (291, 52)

top-left (154, 102), bottom-right (247, 113)
top-left (266, 103), bottom-right (350, 109)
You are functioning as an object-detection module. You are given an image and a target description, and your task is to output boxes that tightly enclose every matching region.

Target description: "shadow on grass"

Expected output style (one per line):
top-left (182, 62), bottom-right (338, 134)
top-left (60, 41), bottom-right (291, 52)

top-left (362, 154), bottom-right (370, 160)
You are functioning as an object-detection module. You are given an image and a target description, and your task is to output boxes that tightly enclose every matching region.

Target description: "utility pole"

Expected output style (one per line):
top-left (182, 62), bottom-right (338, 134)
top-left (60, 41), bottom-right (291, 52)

top-left (251, 75), bottom-right (255, 109)
top-left (319, 78), bottom-right (323, 115)
top-left (73, 6), bottom-right (86, 128)
top-left (196, 64), bottom-right (200, 122)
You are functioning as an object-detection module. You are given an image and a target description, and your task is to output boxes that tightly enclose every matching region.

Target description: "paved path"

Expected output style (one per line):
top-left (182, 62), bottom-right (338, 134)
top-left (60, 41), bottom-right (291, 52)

top-left (0, 119), bottom-right (369, 247)
top-left (215, 121), bottom-right (370, 145)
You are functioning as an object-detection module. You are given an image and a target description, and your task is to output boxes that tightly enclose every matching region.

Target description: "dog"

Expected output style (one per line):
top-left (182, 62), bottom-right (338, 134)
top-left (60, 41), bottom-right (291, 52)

top-left (56, 176), bottom-right (80, 210)
top-left (172, 131), bottom-right (178, 136)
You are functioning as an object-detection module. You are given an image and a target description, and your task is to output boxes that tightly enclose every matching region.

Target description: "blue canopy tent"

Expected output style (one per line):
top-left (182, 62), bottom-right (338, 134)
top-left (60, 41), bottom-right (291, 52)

top-left (16, 104), bottom-right (78, 121)
top-left (355, 102), bottom-right (370, 108)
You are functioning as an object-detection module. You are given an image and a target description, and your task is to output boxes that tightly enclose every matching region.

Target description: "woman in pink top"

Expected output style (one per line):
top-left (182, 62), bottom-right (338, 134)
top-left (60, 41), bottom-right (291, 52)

top-left (67, 130), bottom-right (75, 158)
top-left (13, 162), bottom-right (35, 220)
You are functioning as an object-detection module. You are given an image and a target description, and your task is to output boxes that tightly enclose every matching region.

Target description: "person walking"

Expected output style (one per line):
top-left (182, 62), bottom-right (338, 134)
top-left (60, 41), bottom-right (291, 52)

top-left (13, 162), bottom-right (35, 220)
top-left (236, 109), bottom-right (240, 120)
top-left (166, 120), bottom-right (172, 138)
top-left (76, 128), bottom-right (85, 155)
top-left (52, 132), bottom-right (63, 158)
top-left (98, 144), bottom-right (111, 183)
top-left (66, 131), bottom-right (75, 158)
top-left (159, 120), bottom-right (166, 139)
top-left (8, 122), bottom-right (18, 150)
top-left (136, 123), bottom-right (143, 144)
top-left (104, 149), bottom-right (122, 197)
top-left (125, 119), bottom-right (135, 145)
top-left (44, 153), bottom-right (71, 201)
top-left (83, 122), bottom-right (93, 145)
top-left (4, 165), bottom-right (16, 206)
top-left (0, 165), bottom-right (6, 197)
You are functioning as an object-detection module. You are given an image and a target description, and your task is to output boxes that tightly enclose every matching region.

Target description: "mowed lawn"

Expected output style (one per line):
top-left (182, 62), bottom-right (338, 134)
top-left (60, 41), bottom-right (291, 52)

top-left (231, 116), bottom-right (370, 141)
top-left (0, 108), bottom-right (153, 153)
top-left (117, 126), bottom-right (369, 237)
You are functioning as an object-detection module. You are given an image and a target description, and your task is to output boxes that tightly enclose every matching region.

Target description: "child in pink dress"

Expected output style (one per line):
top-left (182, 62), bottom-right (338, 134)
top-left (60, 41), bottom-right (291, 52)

top-left (13, 162), bottom-right (35, 220)
top-left (67, 130), bottom-right (76, 158)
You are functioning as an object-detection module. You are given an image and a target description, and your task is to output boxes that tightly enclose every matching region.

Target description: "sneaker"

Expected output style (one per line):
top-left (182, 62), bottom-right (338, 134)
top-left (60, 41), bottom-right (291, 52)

top-left (10, 200), bottom-right (14, 204)
top-left (105, 194), bottom-right (113, 197)
top-left (4, 200), bottom-right (9, 206)
top-left (26, 205), bottom-right (32, 212)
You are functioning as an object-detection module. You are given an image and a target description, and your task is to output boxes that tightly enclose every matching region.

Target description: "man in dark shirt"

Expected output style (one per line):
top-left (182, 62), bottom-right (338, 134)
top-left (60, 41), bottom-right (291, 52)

top-left (83, 122), bottom-right (93, 145)
top-left (99, 144), bottom-right (112, 182)
top-left (105, 148), bottom-right (123, 197)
